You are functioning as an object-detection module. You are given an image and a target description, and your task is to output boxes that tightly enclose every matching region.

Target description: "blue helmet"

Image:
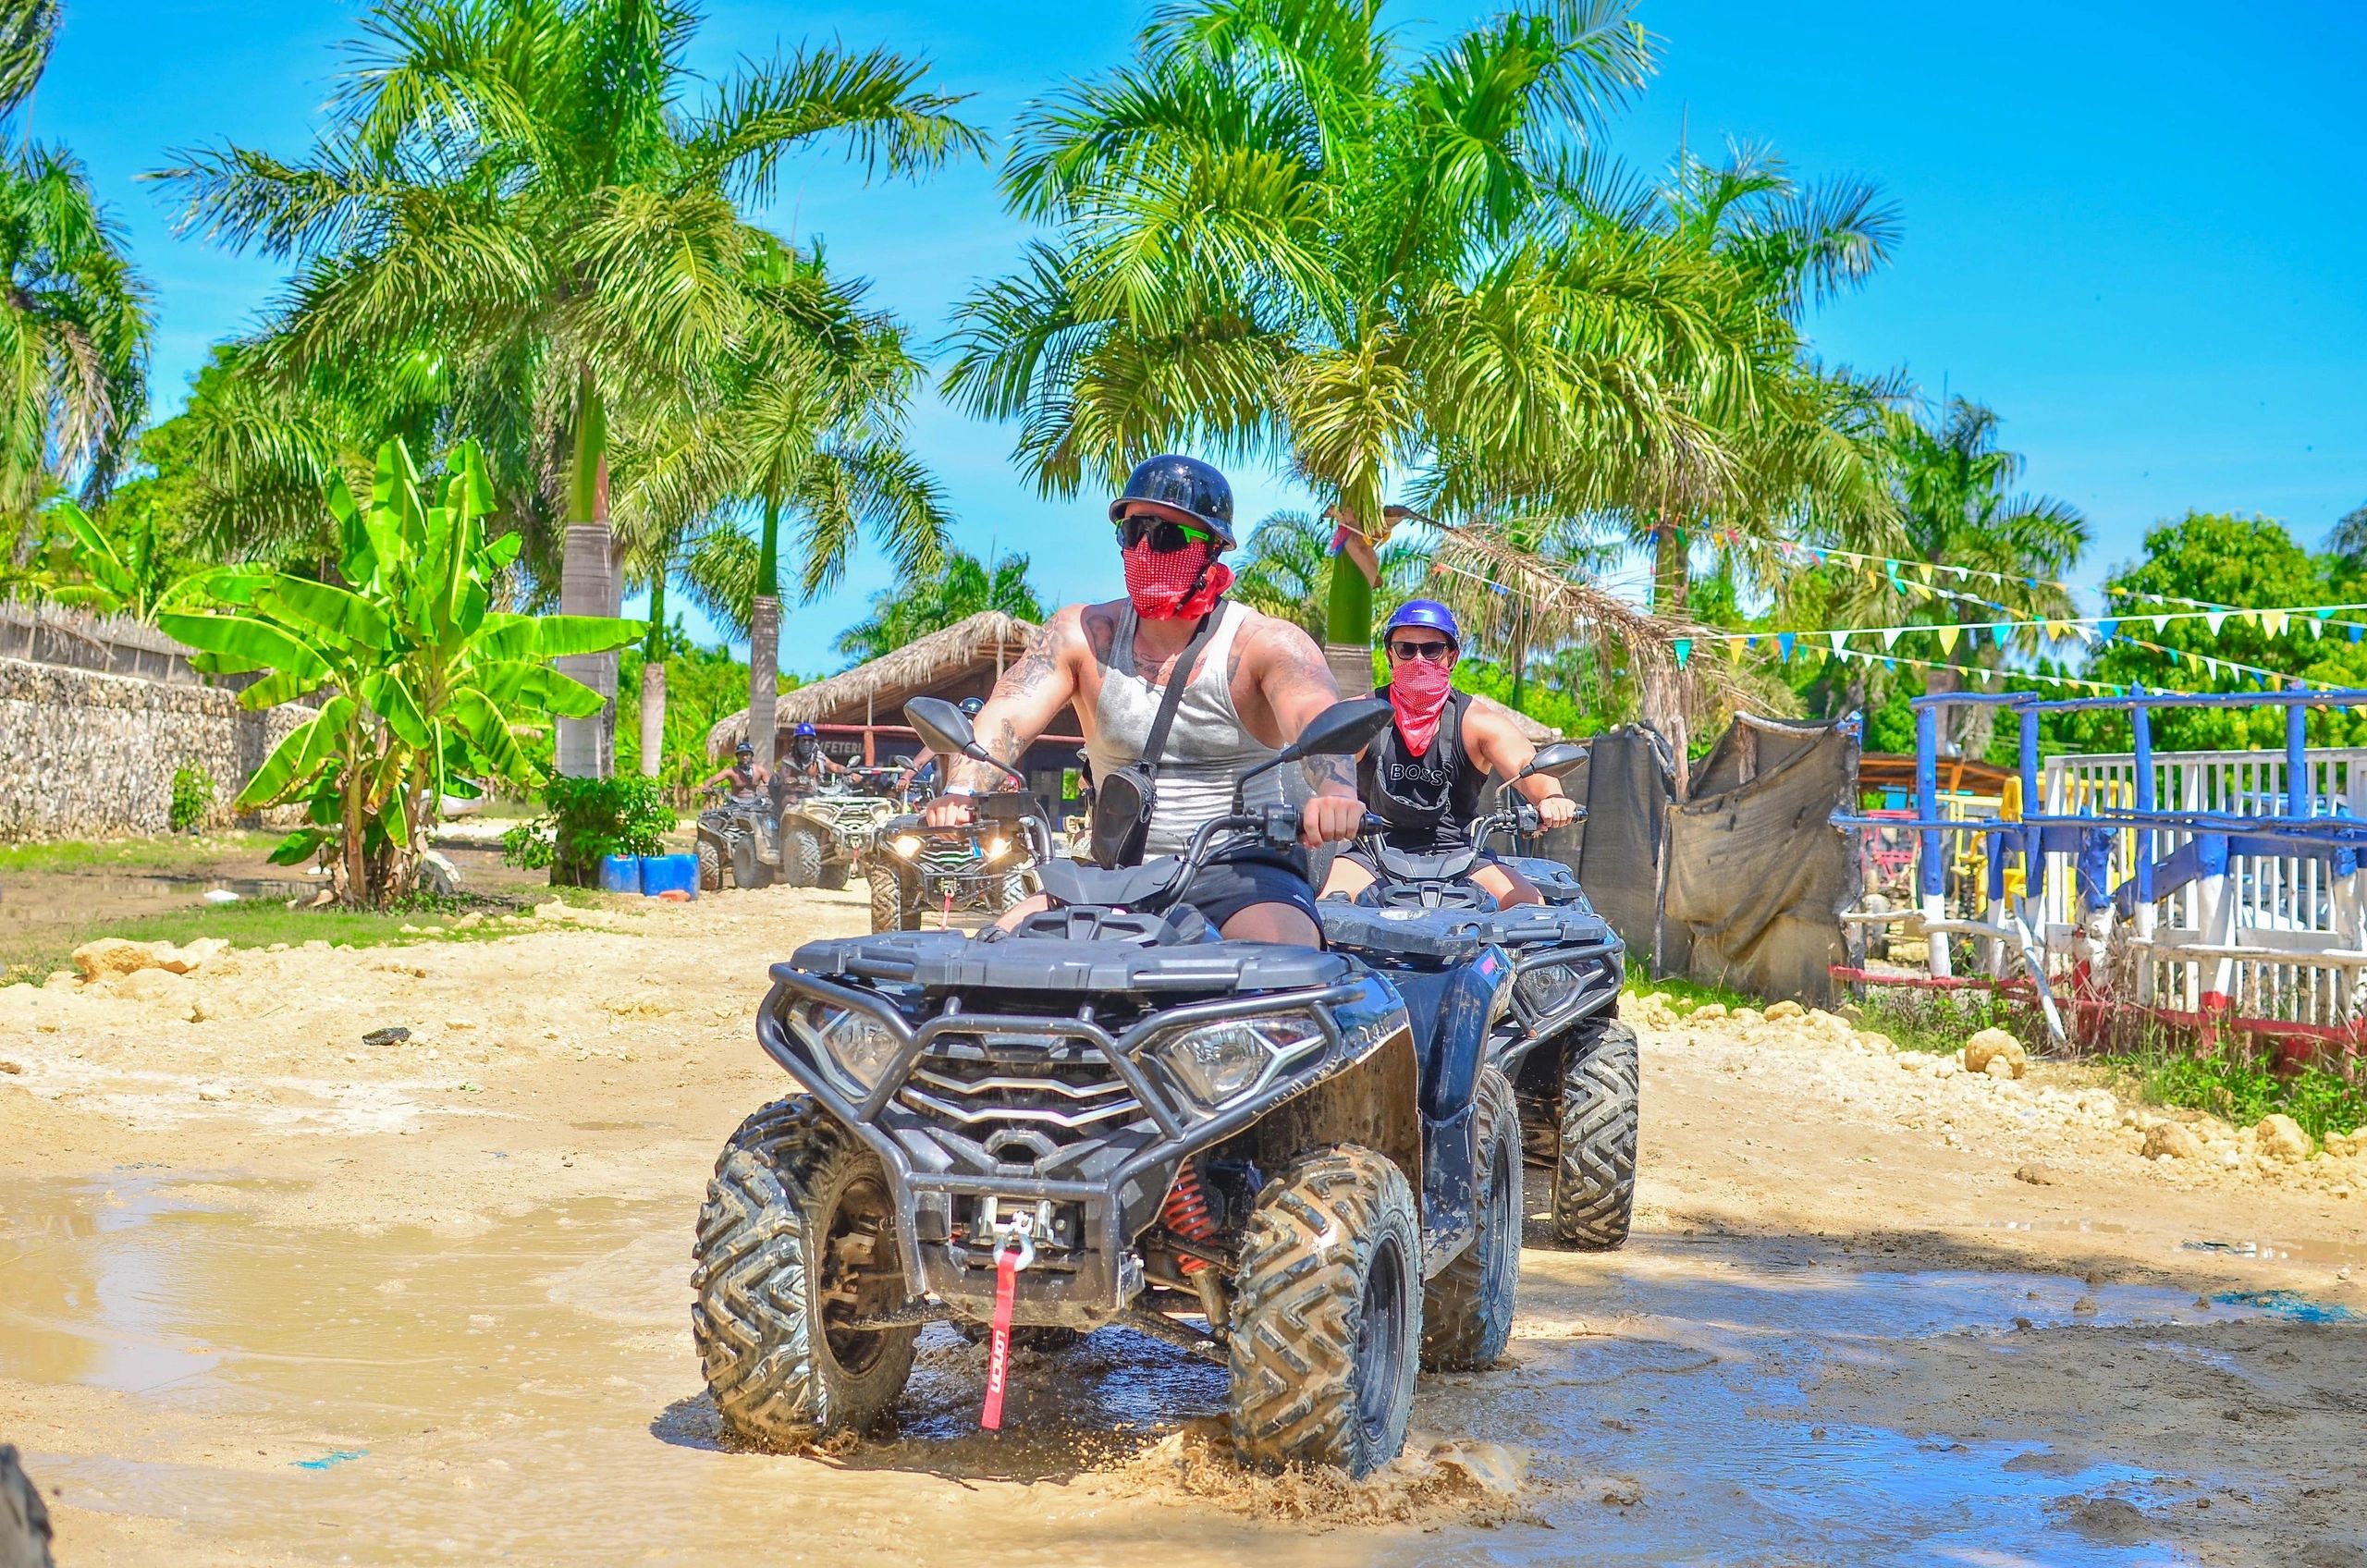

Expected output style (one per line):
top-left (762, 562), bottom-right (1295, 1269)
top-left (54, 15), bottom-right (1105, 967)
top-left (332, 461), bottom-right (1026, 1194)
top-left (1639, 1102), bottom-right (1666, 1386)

top-left (793, 722), bottom-right (816, 738)
top-left (1382, 599), bottom-right (1460, 647)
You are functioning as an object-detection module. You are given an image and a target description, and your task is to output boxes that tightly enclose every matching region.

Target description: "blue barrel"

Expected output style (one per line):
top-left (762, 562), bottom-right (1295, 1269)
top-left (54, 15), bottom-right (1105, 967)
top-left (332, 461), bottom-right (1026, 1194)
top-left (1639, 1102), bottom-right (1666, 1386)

top-left (639, 852), bottom-right (699, 900)
top-left (597, 853), bottom-right (643, 894)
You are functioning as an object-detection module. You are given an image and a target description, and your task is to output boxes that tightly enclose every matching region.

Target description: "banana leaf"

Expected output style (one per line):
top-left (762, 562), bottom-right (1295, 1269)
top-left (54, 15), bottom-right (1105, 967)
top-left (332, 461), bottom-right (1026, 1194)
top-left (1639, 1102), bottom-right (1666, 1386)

top-left (159, 611), bottom-right (329, 681)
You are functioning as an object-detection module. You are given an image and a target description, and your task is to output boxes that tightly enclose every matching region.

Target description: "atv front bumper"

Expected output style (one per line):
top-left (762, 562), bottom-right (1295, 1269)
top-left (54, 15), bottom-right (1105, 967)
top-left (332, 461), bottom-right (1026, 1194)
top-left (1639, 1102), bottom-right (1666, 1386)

top-left (754, 968), bottom-right (1407, 1328)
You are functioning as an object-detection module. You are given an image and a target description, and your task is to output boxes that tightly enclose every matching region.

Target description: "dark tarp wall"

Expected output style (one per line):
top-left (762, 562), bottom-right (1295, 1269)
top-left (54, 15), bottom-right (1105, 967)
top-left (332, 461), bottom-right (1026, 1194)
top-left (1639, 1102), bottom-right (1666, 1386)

top-left (1657, 715), bottom-right (1860, 1007)
top-left (1546, 726), bottom-right (1674, 960)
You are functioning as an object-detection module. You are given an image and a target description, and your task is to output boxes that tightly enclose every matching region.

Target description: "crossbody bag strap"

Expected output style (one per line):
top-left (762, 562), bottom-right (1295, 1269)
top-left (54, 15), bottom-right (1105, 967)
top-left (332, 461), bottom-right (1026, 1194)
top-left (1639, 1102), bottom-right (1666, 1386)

top-left (1135, 605), bottom-right (1222, 774)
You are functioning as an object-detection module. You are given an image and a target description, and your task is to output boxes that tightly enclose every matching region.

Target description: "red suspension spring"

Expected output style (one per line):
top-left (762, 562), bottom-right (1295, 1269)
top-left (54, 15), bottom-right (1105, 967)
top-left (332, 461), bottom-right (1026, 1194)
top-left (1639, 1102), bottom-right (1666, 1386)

top-left (1161, 1158), bottom-right (1215, 1275)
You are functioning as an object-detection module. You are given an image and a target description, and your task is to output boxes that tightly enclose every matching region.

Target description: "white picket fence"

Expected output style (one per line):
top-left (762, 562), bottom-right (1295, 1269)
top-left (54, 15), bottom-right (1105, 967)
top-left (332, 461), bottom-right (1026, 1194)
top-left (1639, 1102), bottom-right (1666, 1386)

top-left (2037, 748), bottom-right (2367, 1023)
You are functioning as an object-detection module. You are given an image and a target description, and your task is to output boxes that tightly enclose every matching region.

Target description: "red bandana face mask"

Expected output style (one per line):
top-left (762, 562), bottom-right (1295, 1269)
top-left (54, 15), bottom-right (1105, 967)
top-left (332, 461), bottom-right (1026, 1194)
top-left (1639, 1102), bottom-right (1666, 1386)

top-left (1389, 656), bottom-right (1454, 755)
top-left (1122, 539), bottom-right (1233, 620)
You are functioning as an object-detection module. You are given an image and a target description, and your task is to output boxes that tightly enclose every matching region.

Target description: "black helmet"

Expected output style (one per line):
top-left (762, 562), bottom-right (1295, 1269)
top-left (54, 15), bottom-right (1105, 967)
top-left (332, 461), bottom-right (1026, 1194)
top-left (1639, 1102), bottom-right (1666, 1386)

top-left (1108, 454), bottom-right (1235, 549)
top-left (734, 740), bottom-right (754, 760)
top-left (958, 696), bottom-right (985, 717)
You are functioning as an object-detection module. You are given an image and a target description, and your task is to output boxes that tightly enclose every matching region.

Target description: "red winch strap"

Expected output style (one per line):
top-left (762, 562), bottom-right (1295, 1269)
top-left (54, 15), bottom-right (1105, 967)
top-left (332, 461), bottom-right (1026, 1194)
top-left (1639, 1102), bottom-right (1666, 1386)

top-left (980, 1247), bottom-right (1020, 1430)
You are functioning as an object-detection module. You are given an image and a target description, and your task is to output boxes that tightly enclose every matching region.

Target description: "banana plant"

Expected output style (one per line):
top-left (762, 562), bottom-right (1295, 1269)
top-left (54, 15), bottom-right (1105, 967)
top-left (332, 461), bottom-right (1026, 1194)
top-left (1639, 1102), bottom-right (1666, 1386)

top-left (161, 437), bottom-right (641, 905)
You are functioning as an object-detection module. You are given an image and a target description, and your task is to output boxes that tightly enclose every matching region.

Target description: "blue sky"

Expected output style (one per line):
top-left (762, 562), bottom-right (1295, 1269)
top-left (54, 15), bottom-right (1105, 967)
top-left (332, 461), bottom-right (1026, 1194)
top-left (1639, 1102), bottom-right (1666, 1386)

top-left (35, 1), bottom-right (2367, 668)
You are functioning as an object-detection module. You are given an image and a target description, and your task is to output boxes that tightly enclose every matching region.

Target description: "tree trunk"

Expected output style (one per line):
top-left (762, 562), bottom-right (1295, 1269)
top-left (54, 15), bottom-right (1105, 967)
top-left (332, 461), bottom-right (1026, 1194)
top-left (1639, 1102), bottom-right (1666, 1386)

top-left (749, 490), bottom-right (784, 772)
top-left (640, 661), bottom-right (666, 778)
top-left (749, 595), bottom-right (780, 773)
top-left (555, 370), bottom-right (615, 778)
top-left (1641, 514), bottom-right (1692, 792)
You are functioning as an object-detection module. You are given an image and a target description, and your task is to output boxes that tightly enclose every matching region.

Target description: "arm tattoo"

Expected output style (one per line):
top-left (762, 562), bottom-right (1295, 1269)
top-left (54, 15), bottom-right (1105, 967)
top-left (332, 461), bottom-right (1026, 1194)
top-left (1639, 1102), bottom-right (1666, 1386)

top-left (1001, 619), bottom-right (1062, 699)
top-left (1302, 752), bottom-right (1356, 799)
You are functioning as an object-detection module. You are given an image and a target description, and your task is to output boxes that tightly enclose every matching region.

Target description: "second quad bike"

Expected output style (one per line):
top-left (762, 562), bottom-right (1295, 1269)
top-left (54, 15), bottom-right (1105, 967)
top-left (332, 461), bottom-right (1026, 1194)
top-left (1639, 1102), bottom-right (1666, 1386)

top-left (865, 813), bottom-right (1036, 932)
top-left (693, 696), bottom-right (1525, 1476)
top-left (1324, 741), bottom-right (1637, 1250)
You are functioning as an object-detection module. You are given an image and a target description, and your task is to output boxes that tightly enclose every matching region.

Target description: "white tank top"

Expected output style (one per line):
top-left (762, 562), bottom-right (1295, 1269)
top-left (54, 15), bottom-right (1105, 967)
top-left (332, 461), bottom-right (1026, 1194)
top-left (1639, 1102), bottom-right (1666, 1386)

top-left (1086, 601), bottom-right (1295, 856)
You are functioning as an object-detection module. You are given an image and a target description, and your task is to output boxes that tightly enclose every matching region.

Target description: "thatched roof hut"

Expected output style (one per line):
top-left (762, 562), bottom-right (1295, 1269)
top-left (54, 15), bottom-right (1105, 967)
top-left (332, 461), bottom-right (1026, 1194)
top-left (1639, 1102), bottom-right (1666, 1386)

top-left (705, 611), bottom-right (1042, 759)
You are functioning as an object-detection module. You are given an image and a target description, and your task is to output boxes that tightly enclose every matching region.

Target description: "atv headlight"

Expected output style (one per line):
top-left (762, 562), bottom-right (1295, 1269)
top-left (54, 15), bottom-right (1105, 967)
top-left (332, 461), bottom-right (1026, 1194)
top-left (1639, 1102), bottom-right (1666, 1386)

top-left (1154, 1011), bottom-right (1326, 1109)
top-left (793, 1001), bottom-right (903, 1093)
top-left (984, 835), bottom-right (1010, 863)
top-left (890, 834), bottom-right (922, 859)
top-left (1515, 961), bottom-right (1583, 1021)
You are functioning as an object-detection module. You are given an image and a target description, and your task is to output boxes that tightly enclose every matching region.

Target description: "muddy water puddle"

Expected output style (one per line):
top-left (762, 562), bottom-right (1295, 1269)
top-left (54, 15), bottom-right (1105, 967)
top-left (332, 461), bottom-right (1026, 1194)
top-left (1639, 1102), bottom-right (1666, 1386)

top-left (0, 1171), bottom-right (2323, 1565)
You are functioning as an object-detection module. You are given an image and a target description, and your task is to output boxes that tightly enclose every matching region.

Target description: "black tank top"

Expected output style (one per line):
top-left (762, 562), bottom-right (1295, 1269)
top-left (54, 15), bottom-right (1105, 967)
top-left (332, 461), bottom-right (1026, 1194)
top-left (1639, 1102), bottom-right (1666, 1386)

top-left (1358, 688), bottom-right (1486, 852)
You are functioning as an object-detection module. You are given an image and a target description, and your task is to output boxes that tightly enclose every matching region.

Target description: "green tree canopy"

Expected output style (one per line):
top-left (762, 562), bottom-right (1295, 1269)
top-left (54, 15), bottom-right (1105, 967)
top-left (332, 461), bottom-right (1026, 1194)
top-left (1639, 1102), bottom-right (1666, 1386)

top-left (831, 550), bottom-right (1045, 667)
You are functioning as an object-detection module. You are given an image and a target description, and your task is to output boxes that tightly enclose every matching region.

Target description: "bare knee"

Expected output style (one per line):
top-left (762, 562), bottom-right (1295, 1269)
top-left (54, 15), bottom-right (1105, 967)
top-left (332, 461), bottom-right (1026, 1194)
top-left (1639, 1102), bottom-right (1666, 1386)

top-left (1476, 864), bottom-right (1542, 909)
top-left (993, 891), bottom-right (1051, 931)
top-left (1319, 854), bottom-right (1374, 902)
top-left (1220, 901), bottom-right (1320, 946)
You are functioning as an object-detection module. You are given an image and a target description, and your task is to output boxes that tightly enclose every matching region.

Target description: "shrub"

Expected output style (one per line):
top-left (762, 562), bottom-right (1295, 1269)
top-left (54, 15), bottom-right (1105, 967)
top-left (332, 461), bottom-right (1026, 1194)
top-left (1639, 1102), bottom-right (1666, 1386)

top-left (169, 765), bottom-right (216, 832)
top-left (541, 774), bottom-right (675, 887)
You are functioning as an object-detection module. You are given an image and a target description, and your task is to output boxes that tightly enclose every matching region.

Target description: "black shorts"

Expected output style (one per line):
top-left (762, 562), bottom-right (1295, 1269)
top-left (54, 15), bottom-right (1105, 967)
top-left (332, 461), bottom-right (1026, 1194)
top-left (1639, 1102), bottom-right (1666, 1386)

top-left (1176, 847), bottom-right (1318, 933)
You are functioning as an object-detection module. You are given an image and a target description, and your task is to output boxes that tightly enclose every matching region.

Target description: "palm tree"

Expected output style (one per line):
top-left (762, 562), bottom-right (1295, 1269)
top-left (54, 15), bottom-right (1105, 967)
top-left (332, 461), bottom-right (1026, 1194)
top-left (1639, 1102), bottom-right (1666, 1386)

top-left (1233, 509), bottom-right (1425, 643)
top-left (834, 550), bottom-right (1046, 666)
top-left (2328, 502), bottom-right (2367, 565)
top-left (949, 0), bottom-right (1768, 660)
top-left (153, 0), bottom-right (980, 776)
top-left (1871, 396), bottom-right (2087, 753)
top-left (0, 0), bottom-right (150, 554)
top-left (624, 264), bottom-right (951, 771)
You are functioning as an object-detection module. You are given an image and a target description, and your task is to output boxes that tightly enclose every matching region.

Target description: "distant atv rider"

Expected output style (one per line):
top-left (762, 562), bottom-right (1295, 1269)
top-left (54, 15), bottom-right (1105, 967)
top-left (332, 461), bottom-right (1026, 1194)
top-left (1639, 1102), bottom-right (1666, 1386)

top-left (778, 720), bottom-right (848, 790)
top-left (699, 741), bottom-right (768, 801)
top-left (1320, 600), bottom-right (1578, 910)
top-left (924, 454), bottom-right (1364, 944)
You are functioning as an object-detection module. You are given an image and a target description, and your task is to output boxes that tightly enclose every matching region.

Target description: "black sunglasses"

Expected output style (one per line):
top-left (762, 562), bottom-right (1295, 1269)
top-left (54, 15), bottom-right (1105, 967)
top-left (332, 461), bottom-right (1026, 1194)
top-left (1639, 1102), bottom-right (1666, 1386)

top-left (1386, 639), bottom-right (1455, 663)
top-left (1115, 512), bottom-right (1214, 553)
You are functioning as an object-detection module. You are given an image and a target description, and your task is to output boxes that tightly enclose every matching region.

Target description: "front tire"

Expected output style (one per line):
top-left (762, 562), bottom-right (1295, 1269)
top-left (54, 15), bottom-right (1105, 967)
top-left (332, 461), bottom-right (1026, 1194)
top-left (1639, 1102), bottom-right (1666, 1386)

top-left (692, 1098), bottom-right (917, 1448)
top-left (1227, 1145), bottom-right (1420, 1477)
top-left (817, 854), bottom-right (850, 891)
top-left (1422, 1068), bottom-right (1518, 1371)
top-left (781, 826), bottom-right (823, 888)
top-left (1553, 1020), bottom-right (1639, 1250)
top-left (865, 862), bottom-right (921, 933)
top-left (697, 839), bottom-right (725, 892)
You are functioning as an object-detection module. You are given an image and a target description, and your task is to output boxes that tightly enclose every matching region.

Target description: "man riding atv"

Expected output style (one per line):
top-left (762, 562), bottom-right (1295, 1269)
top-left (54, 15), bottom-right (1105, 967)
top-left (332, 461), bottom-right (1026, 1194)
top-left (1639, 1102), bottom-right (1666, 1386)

top-left (779, 721), bottom-right (848, 792)
top-left (925, 454), bottom-right (1364, 938)
top-left (1319, 599), bottom-right (1579, 910)
top-left (699, 741), bottom-right (768, 800)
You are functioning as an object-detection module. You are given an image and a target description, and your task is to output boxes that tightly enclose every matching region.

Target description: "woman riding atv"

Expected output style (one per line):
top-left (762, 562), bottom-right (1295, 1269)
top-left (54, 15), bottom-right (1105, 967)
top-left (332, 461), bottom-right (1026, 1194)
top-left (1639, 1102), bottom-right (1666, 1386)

top-left (1320, 599), bottom-right (1579, 910)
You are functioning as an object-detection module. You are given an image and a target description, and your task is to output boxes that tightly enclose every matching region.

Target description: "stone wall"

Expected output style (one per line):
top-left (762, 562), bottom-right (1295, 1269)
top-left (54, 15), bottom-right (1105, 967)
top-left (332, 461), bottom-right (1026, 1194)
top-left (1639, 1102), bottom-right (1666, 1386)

top-left (0, 656), bottom-right (311, 840)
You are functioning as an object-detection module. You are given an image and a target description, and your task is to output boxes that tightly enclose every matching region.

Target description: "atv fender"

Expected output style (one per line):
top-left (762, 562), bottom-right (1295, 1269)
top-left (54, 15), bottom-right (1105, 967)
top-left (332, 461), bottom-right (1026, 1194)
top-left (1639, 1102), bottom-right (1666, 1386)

top-left (1386, 945), bottom-right (1517, 1273)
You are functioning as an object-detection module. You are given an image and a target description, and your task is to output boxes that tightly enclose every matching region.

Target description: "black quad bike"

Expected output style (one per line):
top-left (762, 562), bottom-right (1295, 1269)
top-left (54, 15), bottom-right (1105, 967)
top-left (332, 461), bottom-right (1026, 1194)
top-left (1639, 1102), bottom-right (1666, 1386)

top-left (1321, 742), bottom-right (1637, 1250)
top-left (865, 814), bottom-right (1036, 933)
top-left (693, 697), bottom-right (1526, 1476)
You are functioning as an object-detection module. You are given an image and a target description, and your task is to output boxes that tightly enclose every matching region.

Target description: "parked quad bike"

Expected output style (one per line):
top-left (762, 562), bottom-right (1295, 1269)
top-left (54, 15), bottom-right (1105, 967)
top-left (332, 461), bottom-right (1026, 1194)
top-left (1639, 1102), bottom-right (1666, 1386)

top-left (1323, 741), bottom-right (1637, 1251)
top-left (693, 696), bottom-right (1526, 1476)
top-left (865, 815), bottom-right (1036, 933)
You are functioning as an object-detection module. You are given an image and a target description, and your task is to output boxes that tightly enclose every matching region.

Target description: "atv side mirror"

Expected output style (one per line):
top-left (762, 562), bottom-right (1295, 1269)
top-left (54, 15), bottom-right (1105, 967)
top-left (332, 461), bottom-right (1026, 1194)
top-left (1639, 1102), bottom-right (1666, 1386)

top-left (1518, 741), bottom-right (1587, 781)
top-left (1278, 698), bottom-right (1393, 764)
top-left (905, 698), bottom-right (1025, 786)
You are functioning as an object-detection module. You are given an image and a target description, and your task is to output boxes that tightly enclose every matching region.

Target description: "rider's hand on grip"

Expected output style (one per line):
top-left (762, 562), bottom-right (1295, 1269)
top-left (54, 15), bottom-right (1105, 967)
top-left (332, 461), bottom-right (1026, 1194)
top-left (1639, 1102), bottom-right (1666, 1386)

top-left (1538, 794), bottom-right (1580, 830)
top-left (922, 793), bottom-right (975, 829)
top-left (1297, 794), bottom-right (1367, 848)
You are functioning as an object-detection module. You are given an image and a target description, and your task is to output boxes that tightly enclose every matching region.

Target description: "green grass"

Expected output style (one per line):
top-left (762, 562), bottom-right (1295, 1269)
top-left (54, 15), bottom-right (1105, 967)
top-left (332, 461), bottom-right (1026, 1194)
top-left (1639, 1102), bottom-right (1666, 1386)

top-left (2101, 1040), bottom-right (2367, 1145)
top-left (1624, 973), bottom-right (1756, 1012)
top-left (0, 832), bottom-right (279, 875)
top-left (0, 884), bottom-right (612, 986)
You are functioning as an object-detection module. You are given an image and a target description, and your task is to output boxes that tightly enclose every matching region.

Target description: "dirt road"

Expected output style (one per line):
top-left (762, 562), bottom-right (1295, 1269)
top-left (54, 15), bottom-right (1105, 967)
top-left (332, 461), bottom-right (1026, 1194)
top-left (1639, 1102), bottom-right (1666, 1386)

top-left (3, 888), bottom-right (2362, 1566)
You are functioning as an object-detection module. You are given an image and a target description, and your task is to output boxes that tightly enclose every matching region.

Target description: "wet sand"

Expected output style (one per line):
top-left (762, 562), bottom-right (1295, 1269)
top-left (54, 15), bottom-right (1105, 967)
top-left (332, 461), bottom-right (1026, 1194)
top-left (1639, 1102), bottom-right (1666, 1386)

top-left (3, 885), bottom-right (2363, 1565)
